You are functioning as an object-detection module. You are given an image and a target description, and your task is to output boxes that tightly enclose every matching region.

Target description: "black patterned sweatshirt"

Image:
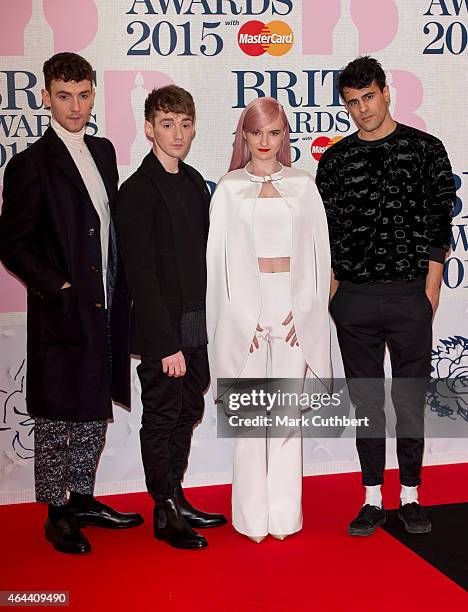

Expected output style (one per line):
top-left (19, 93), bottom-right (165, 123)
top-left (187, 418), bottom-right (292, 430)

top-left (316, 123), bottom-right (455, 284)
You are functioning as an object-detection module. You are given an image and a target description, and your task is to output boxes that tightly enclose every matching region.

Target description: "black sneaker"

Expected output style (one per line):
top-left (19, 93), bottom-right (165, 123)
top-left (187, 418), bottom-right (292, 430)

top-left (398, 502), bottom-right (431, 534)
top-left (348, 504), bottom-right (386, 536)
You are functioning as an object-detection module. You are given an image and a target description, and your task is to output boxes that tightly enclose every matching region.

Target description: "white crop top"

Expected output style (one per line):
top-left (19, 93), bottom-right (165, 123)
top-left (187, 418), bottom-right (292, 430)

top-left (253, 197), bottom-right (292, 258)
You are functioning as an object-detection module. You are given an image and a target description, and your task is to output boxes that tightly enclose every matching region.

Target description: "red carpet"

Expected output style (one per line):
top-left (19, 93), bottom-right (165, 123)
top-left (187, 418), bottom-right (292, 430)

top-left (1, 465), bottom-right (467, 611)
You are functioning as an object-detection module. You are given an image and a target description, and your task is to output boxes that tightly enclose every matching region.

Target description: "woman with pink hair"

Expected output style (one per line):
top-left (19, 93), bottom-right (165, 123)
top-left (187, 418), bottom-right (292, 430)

top-left (206, 97), bottom-right (331, 542)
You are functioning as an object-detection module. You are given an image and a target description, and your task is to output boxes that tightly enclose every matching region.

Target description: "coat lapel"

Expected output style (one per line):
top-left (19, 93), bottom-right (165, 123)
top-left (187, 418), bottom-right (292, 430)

top-left (44, 127), bottom-right (93, 205)
top-left (85, 134), bottom-right (116, 206)
top-left (45, 128), bottom-right (117, 217)
top-left (182, 161), bottom-right (211, 233)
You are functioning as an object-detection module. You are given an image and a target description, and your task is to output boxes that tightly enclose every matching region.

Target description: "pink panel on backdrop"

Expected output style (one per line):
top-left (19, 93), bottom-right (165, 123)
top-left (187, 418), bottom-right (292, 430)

top-left (302, 0), bottom-right (341, 55)
top-left (104, 71), bottom-right (174, 166)
top-left (0, 187), bottom-right (27, 313)
top-left (351, 0), bottom-right (399, 53)
top-left (0, 0), bottom-right (32, 56)
top-left (389, 70), bottom-right (426, 132)
top-left (43, 0), bottom-right (98, 53)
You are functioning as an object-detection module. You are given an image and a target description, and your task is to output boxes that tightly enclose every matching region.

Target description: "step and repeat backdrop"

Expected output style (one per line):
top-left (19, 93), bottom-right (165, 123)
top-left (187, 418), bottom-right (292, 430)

top-left (1, 0), bottom-right (467, 503)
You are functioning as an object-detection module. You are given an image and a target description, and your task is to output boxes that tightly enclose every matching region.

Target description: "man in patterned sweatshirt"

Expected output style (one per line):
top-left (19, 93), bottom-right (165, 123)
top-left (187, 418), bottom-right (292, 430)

top-left (316, 56), bottom-right (454, 537)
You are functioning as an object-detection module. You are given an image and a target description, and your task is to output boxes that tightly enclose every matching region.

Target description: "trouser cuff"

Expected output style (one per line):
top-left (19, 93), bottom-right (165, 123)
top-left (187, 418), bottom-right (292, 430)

top-left (400, 479), bottom-right (421, 487)
top-left (362, 478), bottom-right (384, 486)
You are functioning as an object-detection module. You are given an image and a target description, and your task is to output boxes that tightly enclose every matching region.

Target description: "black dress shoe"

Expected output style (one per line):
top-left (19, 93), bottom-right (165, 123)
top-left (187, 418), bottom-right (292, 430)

top-left (68, 498), bottom-right (144, 529)
top-left (174, 484), bottom-right (227, 529)
top-left (348, 504), bottom-right (386, 536)
top-left (398, 502), bottom-right (431, 534)
top-left (44, 515), bottom-right (91, 554)
top-left (154, 498), bottom-right (208, 550)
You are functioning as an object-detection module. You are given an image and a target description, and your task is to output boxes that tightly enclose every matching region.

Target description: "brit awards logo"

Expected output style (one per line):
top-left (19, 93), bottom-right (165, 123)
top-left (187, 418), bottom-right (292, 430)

top-left (0, 0), bottom-right (98, 56)
top-left (104, 70), bottom-right (173, 172)
top-left (387, 70), bottom-right (426, 132)
top-left (0, 0), bottom-right (100, 172)
top-left (302, 0), bottom-right (399, 56)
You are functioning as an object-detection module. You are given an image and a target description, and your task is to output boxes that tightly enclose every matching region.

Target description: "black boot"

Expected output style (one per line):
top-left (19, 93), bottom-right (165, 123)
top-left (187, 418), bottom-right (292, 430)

top-left (154, 497), bottom-right (208, 549)
top-left (174, 484), bottom-right (227, 529)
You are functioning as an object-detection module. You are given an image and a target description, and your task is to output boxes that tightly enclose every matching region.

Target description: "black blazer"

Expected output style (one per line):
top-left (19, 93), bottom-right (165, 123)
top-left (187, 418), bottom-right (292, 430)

top-left (0, 127), bottom-right (130, 420)
top-left (116, 151), bottom-right (210, 360)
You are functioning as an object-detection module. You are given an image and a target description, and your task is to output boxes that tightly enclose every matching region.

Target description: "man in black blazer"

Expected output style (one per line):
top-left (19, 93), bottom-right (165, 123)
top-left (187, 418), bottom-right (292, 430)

top-left (117, 85), bottom-right (226, 549)
top-left (0, 53), bottom-right (143, 554)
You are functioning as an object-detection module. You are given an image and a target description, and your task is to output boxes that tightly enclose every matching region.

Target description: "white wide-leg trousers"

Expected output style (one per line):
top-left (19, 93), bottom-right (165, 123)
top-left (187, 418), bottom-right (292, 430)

top-left (232, 272), bottom-right (307, 537)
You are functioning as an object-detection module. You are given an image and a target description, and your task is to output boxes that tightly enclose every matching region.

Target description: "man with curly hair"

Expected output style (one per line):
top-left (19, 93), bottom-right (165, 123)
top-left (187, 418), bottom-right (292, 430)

top-left (0, 52), bottom-right (143, 554)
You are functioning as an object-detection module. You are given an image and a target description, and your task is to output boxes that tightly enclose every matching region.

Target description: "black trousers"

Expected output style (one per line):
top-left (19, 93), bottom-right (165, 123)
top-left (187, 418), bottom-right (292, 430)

top-left (137, 345), bottom-right (210, 502)
top-left (330, 280), bottom-right (432, 487)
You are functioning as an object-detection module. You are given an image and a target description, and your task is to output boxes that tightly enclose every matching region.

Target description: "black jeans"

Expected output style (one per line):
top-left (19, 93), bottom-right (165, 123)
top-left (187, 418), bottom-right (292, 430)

top-left (137, 345), bottom-right (210, 501)
top-left (330, 280), bottom-right (432, 487)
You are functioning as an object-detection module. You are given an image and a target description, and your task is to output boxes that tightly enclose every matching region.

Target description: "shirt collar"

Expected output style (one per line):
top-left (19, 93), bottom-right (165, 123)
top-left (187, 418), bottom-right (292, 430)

top-left (51, 117), bottom-right (86, 152)
top-left (244, 162), bottom-right (284, 183)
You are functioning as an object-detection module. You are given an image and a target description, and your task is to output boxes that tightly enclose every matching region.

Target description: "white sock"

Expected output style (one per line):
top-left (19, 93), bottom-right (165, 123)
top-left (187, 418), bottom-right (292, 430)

top-left (364, 485), bottom-right (382, 508)
top-left (400, 485), bottom-right (418, 506)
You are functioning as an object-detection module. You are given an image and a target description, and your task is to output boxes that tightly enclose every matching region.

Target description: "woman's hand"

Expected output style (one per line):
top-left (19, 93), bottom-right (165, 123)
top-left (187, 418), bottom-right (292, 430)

top-left (249, 324), bottom-right (264, 353)
top-left (282, 311), bottom-right (299, 347)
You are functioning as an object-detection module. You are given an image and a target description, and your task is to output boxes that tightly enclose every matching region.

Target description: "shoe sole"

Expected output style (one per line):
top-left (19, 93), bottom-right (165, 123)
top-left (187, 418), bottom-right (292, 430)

top-left (154, 533), bottom-right (208, 549)
top-left (348, 515), bottom-right (386, 537)
top-left (398, 512), bottom-right (432, 534)
top-left (185, 519), bottom-right (228, 529)
top-left (75, 516), bottom-right (145, 529)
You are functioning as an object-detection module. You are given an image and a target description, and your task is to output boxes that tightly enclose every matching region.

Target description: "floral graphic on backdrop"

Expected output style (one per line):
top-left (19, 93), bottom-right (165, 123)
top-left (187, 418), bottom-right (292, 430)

top-left (1, 360), bottom-right (34, 461)
top-left (427, 336), bottom-right (468, 421)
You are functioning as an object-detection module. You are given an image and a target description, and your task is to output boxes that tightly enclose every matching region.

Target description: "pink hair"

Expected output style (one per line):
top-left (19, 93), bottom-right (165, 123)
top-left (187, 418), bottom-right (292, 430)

top-left (228, 97), bottom-right (291, 171)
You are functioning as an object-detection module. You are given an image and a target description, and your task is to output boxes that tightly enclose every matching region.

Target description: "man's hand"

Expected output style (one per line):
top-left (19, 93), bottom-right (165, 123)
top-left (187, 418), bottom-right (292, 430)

top-left (425, 287), bottom-right (440, 317)
top-left (61, 281), bottom-right (72, 289)
top-left (425, 260), bottom-right (443, 318)
top-left (329, 270), bottom-right (339, 303)
top-left (162, 351), bottom-right (186, 377)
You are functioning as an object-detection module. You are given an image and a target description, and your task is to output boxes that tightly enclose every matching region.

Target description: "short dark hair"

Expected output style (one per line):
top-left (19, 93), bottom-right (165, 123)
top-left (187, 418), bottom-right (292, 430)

top-left (337, 56), bottom-right (386, 98)
top-left (144, 85), bottom-right (195, 123)
top-left (43, 52), bottom-right (93, 92)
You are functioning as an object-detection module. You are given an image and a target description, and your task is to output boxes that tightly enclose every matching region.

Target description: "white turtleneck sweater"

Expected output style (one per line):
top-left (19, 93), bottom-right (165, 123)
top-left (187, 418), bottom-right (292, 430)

top-left (51, 117), bottom-right (110, 305)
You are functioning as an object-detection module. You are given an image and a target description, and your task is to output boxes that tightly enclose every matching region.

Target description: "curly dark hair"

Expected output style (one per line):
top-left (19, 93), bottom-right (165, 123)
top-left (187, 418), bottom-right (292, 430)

top-left (43, 52), bottom-right (93, 92)
top-left (337, 56), bottom-right (386, 97)
top-left (144, 85), bottom-right (195, 123)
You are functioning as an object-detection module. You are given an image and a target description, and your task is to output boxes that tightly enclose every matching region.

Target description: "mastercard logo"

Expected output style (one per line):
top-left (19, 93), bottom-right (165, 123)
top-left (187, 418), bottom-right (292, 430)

top-left (311, 136), bottom-right (344, 161)
top-left (238, 20), bottom-right (294, 57)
